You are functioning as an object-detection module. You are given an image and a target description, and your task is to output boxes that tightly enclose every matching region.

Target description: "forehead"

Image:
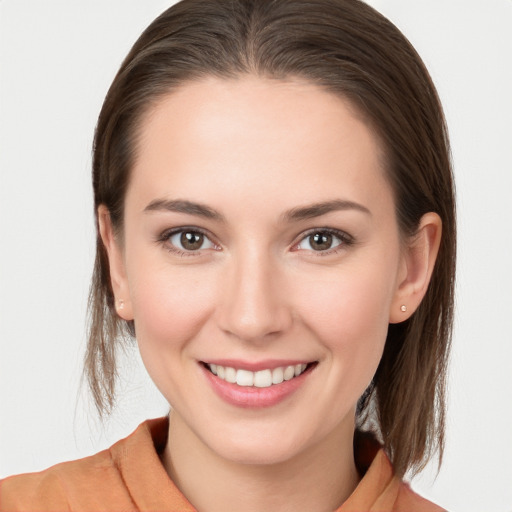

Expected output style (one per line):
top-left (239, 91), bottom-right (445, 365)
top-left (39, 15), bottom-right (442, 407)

top-left (129, 76), bottom-right (390, 214)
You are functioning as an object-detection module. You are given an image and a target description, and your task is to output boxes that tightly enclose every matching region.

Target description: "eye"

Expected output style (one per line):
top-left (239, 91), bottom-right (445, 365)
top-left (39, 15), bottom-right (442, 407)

top-left (159, 228), bottom-right (218, 254)
top-left (295, 229), bottom-right (351, 253)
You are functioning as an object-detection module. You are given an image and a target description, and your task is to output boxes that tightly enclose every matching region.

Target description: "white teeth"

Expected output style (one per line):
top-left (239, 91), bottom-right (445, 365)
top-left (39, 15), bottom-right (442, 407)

top-left (254, 369), bottom-right (272, 388)
top-left (236, 369), bottom-right (254, 387)
top-left (225, 366), bottom-right (237, 383)
top-left (272, 367), bottom-right (284, 385)
top-left (207, 363), bottom-right (310, 388)
top-left (283, 365), bottom-right (295, 381)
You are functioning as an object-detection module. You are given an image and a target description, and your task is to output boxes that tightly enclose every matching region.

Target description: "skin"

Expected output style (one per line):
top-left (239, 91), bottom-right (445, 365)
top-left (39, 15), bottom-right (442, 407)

top-left (100, 76), bottom-right (441, 512)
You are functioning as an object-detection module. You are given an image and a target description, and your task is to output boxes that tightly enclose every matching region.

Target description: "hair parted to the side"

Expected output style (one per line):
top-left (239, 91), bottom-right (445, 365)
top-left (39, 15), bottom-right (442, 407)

top-left (85, 0), bottom-right (455, 477)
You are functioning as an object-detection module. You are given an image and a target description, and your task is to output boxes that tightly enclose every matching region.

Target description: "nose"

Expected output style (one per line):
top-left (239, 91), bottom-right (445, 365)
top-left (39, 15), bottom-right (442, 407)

top-left (216, 249), bottom-right (293, 343)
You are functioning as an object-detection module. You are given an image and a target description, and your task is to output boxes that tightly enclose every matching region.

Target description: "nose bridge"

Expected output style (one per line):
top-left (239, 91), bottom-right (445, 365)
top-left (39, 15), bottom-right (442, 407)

top-left (218, 244), bottom-right (291, 342)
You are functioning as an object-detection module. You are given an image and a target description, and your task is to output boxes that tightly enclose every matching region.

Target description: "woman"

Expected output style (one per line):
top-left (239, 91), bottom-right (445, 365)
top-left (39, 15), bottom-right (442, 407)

top-left (0, 0), bottom-right (455, 510)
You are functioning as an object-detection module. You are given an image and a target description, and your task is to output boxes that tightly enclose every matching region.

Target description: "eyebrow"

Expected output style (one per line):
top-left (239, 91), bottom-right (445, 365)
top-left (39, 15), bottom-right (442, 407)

top-left (144, 199), bottom-right (225, 221)
top-left (144, 198), bottom-right (370, 222)
top-left (282, 199), bottom-right (371, 222)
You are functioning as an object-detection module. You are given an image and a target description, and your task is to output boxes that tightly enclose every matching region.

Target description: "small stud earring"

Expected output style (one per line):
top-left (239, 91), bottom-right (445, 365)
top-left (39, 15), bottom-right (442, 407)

top-left (117, 299), bottom-right (125, 311)
top-left (400, 305), bottom-right (407, 312)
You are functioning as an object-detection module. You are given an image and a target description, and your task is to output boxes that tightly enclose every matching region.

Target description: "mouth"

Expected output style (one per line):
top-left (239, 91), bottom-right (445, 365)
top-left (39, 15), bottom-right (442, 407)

top-left (202, 361), bottom-right (317, 388)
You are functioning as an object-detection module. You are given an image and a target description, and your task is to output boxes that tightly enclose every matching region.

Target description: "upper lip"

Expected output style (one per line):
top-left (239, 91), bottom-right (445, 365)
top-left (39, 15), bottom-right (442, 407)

top-left (200, 359), bottom-right (315, 372)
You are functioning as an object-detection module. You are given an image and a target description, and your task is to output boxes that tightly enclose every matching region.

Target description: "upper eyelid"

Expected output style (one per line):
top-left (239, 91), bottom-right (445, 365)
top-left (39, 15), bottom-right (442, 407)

top-left (158, 225), bottom-right (215, 241)
top-left (156, 226), bottom-right (353, 250)
top-left (157, 227), bottom-right (221, 258)
top-left (291, 227), bottom-right (355, 254)
top-left (295, 227), bottom-right (353, 242)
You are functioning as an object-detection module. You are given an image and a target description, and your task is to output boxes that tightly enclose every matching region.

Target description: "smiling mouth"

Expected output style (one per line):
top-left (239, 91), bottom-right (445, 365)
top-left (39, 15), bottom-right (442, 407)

top-left (202, 362), bottom-right (317, 388)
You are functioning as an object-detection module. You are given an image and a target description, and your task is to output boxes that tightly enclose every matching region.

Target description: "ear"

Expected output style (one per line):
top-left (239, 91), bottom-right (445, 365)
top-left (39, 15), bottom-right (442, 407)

top-left (389, 212), bottom-right (442, 323)
top-left (98, 205), bottom-right (134, 321)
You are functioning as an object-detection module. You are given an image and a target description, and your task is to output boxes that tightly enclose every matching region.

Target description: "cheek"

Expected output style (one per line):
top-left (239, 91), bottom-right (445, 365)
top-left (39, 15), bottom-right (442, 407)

top-left (125, 259), bottom-right (219, 407)
top-left (126, 254), bottom-right (216, 350)
top-left (293, 259), bottom-right (397, 370)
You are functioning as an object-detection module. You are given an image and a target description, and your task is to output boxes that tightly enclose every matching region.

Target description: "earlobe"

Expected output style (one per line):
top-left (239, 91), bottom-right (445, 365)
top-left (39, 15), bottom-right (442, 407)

top-left (389, 212), bottom-right (442, 324)
top-left (98, 205), bottom-right (134, 321)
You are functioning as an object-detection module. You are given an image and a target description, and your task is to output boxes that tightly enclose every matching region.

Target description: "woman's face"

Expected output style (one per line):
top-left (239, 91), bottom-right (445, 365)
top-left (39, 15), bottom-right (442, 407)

top-left (112, 77), bottom-right (408, 464)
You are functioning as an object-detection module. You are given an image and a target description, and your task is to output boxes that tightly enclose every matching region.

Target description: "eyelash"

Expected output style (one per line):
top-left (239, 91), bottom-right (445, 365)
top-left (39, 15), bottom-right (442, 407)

top-left (292, 228), bottom-right (355, 256)
top-left (156, 227), bottom-right (355, 257)
top-left (156, 227), bottom-right (219, 257)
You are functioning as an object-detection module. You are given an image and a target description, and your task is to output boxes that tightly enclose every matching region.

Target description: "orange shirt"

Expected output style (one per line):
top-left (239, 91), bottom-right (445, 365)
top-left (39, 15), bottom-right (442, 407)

top-left (0, 418), bottom-right (445, 511)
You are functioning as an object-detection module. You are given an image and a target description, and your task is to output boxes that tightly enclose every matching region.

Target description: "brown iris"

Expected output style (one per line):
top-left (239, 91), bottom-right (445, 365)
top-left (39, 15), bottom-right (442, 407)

top-left (180, 231), bottom-right (204, 250)
top-left (309, 232), bottom-right (333, 251)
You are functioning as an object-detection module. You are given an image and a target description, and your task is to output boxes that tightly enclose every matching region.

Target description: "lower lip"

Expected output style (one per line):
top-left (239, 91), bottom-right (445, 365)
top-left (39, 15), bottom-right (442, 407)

top-left (201, 364), bottom-right (313, 409)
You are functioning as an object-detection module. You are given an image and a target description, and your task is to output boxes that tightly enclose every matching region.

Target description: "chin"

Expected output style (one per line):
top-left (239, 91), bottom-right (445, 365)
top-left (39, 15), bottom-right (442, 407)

top-left (204, 428), bottom-right (311, 466)
top-left (219, 445), bottom-right (300, 466)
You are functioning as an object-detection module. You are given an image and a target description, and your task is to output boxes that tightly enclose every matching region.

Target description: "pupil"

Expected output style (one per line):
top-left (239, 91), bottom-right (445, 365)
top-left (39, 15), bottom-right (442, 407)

top-left (311, 232), bottom-right (332, 250)
top-left (181, 231), bottom-right (203, 250)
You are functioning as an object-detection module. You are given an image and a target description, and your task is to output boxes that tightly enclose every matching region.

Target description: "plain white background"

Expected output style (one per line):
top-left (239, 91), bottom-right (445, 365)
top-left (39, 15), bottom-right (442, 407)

top-left (1, 1), bottom-right (511, 511)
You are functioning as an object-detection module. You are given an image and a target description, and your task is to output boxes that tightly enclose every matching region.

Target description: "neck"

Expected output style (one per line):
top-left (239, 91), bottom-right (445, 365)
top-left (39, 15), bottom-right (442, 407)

top-left (161, 411), bottom-right (360, 512)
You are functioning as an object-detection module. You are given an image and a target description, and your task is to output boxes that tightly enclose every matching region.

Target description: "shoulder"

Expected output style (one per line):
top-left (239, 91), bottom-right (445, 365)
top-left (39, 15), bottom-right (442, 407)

top-left (0, 418), bottom-right (187, 512)
top-left (351, 433), bottom-right (447, 512)
top-left (0, 426), bottom-right (146, 512)
top-left (395, 481), bottom-right (447, 512)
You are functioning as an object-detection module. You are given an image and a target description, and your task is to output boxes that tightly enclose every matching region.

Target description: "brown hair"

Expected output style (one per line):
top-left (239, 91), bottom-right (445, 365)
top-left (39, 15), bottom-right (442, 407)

top-left (85, 0), bottom-right (455, 477)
